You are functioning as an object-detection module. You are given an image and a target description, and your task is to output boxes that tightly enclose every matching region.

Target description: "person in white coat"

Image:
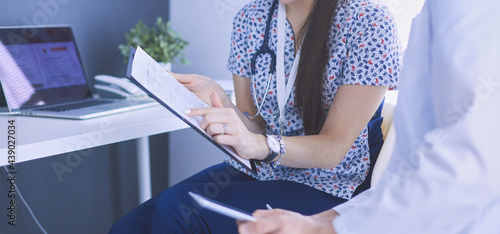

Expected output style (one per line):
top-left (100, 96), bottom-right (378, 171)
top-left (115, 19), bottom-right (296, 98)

top-left (238, 0), bottom-right (500, 233)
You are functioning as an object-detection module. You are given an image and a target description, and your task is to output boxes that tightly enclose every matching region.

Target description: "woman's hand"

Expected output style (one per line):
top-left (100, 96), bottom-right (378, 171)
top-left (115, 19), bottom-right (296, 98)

top-left (186, 92), bottom-right (269, 160)
top-left (169, 71), bottom-right (227, 106)
top-left (237, 209), bottom-right (339, 234)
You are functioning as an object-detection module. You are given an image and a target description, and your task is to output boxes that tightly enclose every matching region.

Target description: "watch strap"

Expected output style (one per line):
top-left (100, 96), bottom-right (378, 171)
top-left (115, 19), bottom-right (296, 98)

top-left (262, 150), bottom-right (279, 163)
top-left (262, 135), bottom-right (279, 163)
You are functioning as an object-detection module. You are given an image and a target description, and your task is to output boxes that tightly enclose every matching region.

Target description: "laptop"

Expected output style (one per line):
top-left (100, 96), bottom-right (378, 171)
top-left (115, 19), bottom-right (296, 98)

top-left (0, 25), bottom-right (156, 119)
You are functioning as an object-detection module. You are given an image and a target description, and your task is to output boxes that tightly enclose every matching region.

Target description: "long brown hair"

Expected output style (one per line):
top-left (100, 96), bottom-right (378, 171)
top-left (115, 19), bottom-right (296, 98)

top-left (295, 0), bottom-right (344, 135)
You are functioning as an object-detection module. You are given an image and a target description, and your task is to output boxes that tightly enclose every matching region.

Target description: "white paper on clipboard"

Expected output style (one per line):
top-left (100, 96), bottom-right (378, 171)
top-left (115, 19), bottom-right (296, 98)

top-left (129, 46), bottom-right (255, 173)
top-left (189, 192), bottom-right (257, 222)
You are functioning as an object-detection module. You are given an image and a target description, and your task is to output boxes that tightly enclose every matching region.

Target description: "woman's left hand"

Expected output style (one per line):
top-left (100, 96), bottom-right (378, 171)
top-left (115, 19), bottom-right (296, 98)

top-left (186, 92), bottom-right (268, 160)
top-left (168, 72), bottom-right (227, 106)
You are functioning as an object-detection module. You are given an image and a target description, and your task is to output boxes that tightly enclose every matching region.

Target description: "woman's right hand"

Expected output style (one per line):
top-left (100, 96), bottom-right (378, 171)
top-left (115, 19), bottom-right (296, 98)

top-left (169, 72), bottom-right (227, 106)
top-left (186, 92), bottom-right (269, 160)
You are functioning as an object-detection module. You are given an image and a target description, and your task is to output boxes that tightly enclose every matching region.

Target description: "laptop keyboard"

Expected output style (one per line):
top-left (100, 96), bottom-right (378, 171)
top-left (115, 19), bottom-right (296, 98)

top-left (33, 99), bottom-right (115, 112)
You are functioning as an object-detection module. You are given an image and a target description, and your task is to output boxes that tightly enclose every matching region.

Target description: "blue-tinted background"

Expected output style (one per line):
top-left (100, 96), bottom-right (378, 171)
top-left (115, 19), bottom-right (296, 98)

top-left (0, 1), bottom-right (170, 233)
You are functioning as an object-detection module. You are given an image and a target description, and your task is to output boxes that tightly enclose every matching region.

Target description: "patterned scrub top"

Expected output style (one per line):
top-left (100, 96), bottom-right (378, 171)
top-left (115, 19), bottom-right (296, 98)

top-left (225, 0), bottom-right (402, 200)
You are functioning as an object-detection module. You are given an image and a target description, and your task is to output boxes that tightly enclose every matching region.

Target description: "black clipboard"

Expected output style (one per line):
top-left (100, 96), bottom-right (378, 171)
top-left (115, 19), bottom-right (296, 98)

top-left (126, 46), bottom-right (257, 175)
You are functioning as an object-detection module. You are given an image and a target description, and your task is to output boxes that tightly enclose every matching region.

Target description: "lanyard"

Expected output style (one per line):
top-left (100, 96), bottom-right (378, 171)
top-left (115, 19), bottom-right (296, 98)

top-left (276, 2), bottom-right (301, 128)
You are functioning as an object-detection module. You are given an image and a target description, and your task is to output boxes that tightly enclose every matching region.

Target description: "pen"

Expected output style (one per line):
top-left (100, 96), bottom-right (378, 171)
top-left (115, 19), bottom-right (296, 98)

top-left (266, 204), bottom-right (273, 210)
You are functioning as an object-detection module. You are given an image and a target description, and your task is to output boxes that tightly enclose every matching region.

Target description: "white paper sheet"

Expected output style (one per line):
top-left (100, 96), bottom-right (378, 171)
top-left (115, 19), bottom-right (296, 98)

top-left (130, 46), bottom-right (253, 171)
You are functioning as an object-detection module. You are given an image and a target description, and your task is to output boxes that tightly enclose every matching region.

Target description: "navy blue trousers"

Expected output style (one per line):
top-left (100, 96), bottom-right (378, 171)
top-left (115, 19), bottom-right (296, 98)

top-left (109, 163), bottom-right (347, 234)
top-left (109, 101), bottom-right (385, 233)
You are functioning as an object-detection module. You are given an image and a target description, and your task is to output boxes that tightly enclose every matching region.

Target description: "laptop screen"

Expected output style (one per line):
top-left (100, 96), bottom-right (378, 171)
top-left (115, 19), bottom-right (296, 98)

top-left (0, 26), bottom-right (92, 110)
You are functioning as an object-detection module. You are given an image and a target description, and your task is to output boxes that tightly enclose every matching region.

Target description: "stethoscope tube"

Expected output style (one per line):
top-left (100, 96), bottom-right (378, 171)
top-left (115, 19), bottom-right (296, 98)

top-left (245, 73), bottom-right (275, 119)
top-left (250, 0), bottom-right (278, 76)
top-left (245, 0), bottom-right (279, 120)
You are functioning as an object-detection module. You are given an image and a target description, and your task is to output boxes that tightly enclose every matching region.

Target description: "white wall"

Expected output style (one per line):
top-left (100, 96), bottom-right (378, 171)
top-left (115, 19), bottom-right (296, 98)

top-left (170, 0), bottom-right (250, 80)
top-left (168, 0), bottom-right (250, 185)
top-left (167, 0), bottom-right (425, 185)
top-left (379, 0), bottom-right (425, 50)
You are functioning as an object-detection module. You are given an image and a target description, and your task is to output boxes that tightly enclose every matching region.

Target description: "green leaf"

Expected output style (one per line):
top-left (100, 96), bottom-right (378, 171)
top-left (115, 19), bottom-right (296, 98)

top-left (118, 16), bottom-right (189, 64)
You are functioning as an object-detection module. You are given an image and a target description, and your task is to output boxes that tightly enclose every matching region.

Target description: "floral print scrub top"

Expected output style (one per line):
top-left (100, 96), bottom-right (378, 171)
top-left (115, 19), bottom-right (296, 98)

top-left (225, 0), bottom-right (402, 199)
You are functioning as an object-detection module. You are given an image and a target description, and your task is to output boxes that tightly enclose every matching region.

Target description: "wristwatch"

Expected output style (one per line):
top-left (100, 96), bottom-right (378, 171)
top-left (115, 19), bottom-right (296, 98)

top-left (263, 135), bottom-right (280, 163)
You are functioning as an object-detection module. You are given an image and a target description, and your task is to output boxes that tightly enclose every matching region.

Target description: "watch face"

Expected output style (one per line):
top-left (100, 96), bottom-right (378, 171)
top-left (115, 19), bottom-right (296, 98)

top-left (267, 135), bottom-right (280, 153)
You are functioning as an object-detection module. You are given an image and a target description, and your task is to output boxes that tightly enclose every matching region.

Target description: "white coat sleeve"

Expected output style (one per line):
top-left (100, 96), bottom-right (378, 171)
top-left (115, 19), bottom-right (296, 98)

top-left (332, 0), bottom-right (500, 233)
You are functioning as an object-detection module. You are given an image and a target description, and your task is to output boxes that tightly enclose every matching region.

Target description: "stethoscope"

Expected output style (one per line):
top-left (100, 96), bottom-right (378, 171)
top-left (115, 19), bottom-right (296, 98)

top-left (244, 0), bottom-right (279, 120)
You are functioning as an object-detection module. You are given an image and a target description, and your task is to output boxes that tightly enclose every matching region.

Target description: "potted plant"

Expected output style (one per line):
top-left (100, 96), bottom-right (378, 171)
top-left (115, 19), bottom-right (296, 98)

top-left (118, 17), bottom-right (189, 71)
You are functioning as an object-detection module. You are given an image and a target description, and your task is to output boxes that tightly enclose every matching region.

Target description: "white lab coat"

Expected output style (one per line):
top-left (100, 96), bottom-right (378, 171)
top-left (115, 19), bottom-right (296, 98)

top-left (333, 0), bottom-right (500, 233)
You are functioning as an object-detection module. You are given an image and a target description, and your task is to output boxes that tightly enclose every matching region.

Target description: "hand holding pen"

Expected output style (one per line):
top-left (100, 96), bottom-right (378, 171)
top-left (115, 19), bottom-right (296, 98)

top-left (238, 204), bottom-right (339, 234)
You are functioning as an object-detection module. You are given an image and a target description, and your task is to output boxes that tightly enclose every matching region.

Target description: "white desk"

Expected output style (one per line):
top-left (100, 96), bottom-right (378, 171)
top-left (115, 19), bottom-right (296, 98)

top-left (0, 104), bottom-right (188, 202)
